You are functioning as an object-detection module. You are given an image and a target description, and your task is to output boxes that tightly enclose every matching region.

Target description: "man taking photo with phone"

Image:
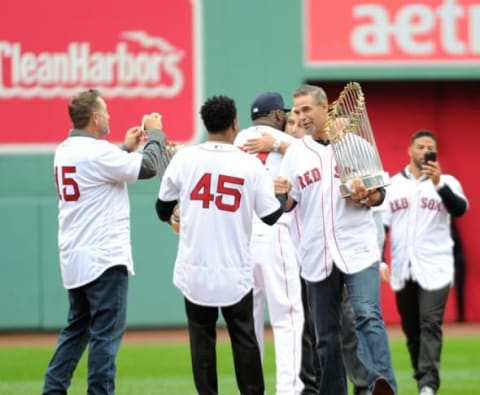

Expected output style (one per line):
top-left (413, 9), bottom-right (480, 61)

top-left (380, 130), bottom-right (468, 395)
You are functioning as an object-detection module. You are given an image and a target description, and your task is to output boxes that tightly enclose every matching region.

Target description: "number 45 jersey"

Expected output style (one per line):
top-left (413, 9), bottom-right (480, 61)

top-left (158, 142), bottom-right (280, 306)
top-left (54, 131), bottom-right (143, 289)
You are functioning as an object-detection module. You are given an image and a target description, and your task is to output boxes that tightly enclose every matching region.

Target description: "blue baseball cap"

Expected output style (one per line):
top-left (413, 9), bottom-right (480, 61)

top-left (250, 92), bottom-right (290, 120)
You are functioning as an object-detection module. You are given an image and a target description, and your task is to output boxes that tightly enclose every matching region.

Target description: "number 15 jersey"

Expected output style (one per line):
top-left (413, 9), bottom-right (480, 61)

top-left (54, 132), bottom-right (142, 289)
top-left (158, 141), bottom-right (280, 306)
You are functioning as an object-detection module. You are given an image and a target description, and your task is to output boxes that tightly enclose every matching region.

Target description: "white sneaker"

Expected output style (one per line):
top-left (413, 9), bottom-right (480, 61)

top-left (419, 386), bottom-right (435, 395)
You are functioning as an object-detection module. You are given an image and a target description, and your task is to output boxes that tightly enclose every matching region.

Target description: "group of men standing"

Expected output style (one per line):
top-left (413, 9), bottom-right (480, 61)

top-left (43, 85), bottom-right (468, 395)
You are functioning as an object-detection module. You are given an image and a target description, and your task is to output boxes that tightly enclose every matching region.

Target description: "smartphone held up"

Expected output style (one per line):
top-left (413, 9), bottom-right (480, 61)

top-left (424, 151), bottom-right (437, 163)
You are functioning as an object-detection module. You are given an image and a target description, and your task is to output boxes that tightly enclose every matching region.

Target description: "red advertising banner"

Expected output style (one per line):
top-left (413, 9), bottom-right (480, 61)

top-left (0, 0), bottom-right (202, 149)
top-left (305, 0), bottom-right (480, 65)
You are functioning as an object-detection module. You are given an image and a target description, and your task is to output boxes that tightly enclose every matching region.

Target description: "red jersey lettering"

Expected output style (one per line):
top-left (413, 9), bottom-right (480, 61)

top-left (298, 168), bottom-right (322, 189)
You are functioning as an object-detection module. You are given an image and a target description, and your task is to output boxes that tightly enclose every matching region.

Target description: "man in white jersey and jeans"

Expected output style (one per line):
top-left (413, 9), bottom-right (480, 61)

top-left (285, 108), bottom-right (384, 395)
top-left (234, 92), bottom-right (304, 395)
top-left (277, 84), bottom-right (397, 395)
top-left (43, 89), bottom-right (169, 395)
top-left (156, 95), bottom-right (288, 395)
top-left (381, 130), bottom-right (468, 395)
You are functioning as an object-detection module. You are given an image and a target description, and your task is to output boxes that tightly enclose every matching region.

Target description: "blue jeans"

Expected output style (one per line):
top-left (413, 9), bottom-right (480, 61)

top-left (340, 288), bottom-right (370, 393)
top-left (42, 265), bottom-right (128, 395)
top-left (306, 263), bottom-right (397, 395)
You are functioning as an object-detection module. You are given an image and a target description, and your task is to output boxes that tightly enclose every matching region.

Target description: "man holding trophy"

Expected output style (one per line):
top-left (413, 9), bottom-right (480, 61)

top-left (276, 84), bottom-right (397, 395)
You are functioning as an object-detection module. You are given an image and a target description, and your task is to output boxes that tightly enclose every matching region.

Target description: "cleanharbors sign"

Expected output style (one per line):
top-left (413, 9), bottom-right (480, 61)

top-left (0, 0), bottom-right (202, 150)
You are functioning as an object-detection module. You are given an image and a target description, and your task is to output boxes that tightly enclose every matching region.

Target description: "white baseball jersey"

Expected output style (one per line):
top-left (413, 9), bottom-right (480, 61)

top-left (381, 166), bottom-right (468, 291)
top-left (235, 126), bottom-right (304, 394)
top-left (158, 141), bottom-right (281, 306)
top-left (54, 133), bottom-right (142, 289)
top-left (234, 125), bottom-right (297, 230)
top-left (280, 135), bottom-right (380, 282)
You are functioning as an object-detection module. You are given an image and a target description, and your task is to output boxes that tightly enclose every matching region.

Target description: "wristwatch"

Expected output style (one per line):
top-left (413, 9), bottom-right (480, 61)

top-left (272, 139), bottom-right (281, 152)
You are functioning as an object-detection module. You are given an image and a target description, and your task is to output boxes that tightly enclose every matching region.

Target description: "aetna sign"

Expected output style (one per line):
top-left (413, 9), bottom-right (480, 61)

top-left (0, 0), bottom-right (201, 148)
top-left (305, 0), bottom-right (480, 65)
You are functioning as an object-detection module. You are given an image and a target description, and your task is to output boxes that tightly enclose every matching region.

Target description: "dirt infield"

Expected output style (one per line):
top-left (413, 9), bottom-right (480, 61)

top-left (0, 323), bottom-right (478, 347)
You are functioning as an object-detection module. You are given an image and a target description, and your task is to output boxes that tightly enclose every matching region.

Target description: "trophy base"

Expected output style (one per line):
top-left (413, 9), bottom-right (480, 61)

top-left (340, 171), bottom-right (390, 198)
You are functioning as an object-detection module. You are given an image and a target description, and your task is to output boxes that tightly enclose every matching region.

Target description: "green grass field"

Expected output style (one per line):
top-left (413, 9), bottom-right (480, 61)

top-left (1, 334), bottom-right (479, 394)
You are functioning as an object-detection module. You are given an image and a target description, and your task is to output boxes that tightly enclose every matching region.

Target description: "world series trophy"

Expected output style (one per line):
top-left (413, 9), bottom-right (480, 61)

top-left (325, 82), bottom-right (390, 197)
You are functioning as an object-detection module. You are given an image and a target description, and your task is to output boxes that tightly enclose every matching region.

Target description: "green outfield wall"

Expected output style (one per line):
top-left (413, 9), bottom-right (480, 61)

top-left (0, 0), bottom-right (306, 331)
top-left (1, 0), bottom-right (478, 330)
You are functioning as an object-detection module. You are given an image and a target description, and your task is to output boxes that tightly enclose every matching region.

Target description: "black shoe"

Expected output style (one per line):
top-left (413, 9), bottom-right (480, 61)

top-left (372, 378), bottom-right (394, 395)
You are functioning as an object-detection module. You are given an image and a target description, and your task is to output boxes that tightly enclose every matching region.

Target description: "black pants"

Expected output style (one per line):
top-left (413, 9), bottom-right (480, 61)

top-left (395, 280), bottom-right (449, 392)
top-left (184, 290), bottom-right (264, 395)
top-left (299, 277), bottom-right (320, 394)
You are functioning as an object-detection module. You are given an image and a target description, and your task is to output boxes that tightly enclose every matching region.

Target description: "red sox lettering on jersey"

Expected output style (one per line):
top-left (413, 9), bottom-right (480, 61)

top-left (389, 197), bottom-right (442, 213)
top-left (381, 168), bottom-right (468, 291)
top-left (298, 165), bottom-right (347, 189)
top-left (297, 168), bottom-right (321, 189)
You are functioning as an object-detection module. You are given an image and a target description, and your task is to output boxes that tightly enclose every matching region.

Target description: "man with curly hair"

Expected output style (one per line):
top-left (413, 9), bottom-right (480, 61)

top-left (156, 95), bottom-right (289, 395)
